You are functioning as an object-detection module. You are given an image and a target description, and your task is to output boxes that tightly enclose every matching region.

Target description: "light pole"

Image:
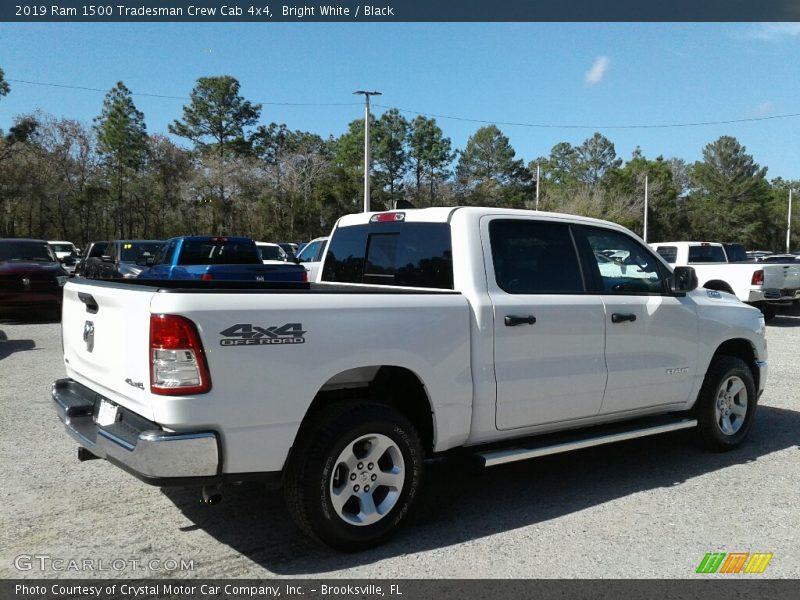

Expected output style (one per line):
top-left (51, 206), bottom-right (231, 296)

top-left (353, 90), bottom-right (382, 212)
top-left (787, 188), bottom-right (793, 254)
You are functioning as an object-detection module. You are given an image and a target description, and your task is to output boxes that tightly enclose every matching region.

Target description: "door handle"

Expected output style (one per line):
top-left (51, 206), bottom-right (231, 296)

top-left (505, 315), bottom-right (536, 327)
top-left (611, 313), bottom-right (637, 323)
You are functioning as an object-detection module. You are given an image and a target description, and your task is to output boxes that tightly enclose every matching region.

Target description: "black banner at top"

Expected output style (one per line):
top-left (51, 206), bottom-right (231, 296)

top-left (4, 0), bottom-right (800, 23)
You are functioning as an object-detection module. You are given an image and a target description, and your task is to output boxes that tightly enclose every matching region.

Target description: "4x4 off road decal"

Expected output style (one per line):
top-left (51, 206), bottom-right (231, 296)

top-left (219, 323), bottom-right (306, 346)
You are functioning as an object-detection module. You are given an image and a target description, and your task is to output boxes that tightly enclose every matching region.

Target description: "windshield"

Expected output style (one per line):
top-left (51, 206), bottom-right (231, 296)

top-left (50, 243), bottom-right (75, 254)
top-left (120, 242), bottom-right (163, 262)
top-left (0, 241), bottom-right (57, 262)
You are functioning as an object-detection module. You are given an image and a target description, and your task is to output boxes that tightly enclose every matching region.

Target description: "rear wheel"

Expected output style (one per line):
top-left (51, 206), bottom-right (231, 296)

top-left (284, 402), bottom-right (423, 551)
top-left (695, 356), bottom-right (756, 450)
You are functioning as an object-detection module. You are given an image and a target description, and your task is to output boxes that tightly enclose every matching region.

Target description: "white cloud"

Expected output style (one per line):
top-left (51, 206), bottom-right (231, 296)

top-left (744, 23), bottom-right (800, 41)
top-left (753, 101), bottom-right (776, 117)
top-left (585, 56), bottom-right (610, 86)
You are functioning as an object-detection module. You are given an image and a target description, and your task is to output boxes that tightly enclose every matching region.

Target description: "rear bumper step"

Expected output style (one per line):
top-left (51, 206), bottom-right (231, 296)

top-left (477, 416), bottom-right (698, 467)
top-left (51, 378), bottom-right (221, 486)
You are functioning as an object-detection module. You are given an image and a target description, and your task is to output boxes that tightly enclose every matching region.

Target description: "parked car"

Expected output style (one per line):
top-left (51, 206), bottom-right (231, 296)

top-left (82, 240), bottom-right (163, 279)
top-left (48, 240), bottom-right (81, 274)
top-left (277, 242), bottom-right (299, 261)
top-left (651, 241), bottom-right (800, 319)
top-left (0, 238), bottom-right (68, 319)
top-left (48, 240), bottom-right (80, 261)
top-left (255, 242), bottom-right (289, 264)
top-left (295, 236), bottom-right (328, 282)
top-left (138, 236), bottom-right (307, 282)
top-left (74, 241), bottom-right (109, 277)
top-left (54, 207), bottom-right (767, 550)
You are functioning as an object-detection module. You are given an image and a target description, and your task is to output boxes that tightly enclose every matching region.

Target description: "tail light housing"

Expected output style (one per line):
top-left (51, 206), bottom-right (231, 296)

top-left (301, 270), bottom-right (308, 283)
top-left (751, 269), bottom-right (764, 286)
top-left (200, 273), bottom-right (213, 281)
top-left (150, 314), bottom-right (211, 395)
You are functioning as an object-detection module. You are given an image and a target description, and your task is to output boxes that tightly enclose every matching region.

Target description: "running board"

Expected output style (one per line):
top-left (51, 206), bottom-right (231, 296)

top-left (477, 418), bottom-right (698, 468)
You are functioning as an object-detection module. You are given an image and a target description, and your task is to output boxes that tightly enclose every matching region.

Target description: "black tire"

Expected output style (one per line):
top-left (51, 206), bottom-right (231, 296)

top-left (695, 356), bottom-right (756, 451)
top-left (284, 401), bottom-right (424, 551)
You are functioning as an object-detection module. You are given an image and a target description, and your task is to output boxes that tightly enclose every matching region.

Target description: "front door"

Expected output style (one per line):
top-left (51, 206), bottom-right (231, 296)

top-left (577, 226), bottom-right (699, 414)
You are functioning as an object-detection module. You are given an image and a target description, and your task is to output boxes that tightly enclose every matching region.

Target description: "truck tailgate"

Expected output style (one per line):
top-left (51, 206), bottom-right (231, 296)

top-left (61, 280), bottom-right (157, 421)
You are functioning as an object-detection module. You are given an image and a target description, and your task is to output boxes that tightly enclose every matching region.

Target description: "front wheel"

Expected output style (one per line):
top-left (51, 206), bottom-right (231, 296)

top-left (695, 356), bottom-right (756, 451)
top-left (284, 402), bottom-right (423, 551)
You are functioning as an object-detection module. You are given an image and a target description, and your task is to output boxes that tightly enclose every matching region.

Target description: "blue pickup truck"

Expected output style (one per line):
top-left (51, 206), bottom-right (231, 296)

top-left (137, 236), bottom-right (308, 282)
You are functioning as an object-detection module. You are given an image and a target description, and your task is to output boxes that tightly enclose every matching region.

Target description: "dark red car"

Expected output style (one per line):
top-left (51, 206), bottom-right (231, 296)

top-left (0, 239), bottom-right (69, 320)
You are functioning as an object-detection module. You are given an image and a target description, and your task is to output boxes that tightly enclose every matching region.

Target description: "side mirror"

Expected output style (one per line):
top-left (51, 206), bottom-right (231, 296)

top-left (671, 266), bottom-right (698, 293)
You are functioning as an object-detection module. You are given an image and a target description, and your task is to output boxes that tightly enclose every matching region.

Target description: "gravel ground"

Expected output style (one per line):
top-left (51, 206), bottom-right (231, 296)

top-left (1, 306), bottom-right (798, 579)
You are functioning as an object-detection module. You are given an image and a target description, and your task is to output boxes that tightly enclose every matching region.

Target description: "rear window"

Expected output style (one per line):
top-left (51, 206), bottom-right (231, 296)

top-left (655, 246), bottom-right (678, 264)
top-left (688, 245), bottom-right (727, 263)
top-left (0, 241), bottom-right (57, 262)
top-left (322, 222), bottom-right (453, 289)
top-left (178, 240), bottom-right (261, 266)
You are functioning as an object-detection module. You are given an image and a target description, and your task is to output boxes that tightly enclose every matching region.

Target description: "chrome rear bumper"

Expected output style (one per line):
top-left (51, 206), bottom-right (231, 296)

top-left (51, 378), bottom-right (220, 486)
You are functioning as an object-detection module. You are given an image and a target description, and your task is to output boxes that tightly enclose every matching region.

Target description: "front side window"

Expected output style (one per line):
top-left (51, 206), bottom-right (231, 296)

top-left (583, 227), bottom-right (666, 294)
top-left (489, 219), bottom-right (584, 294)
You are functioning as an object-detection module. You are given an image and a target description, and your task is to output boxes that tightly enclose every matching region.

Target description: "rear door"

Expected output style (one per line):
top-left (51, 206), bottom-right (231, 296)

top-left (485, 217), bottom-right (608, 429)
top-left (61, 280), bottom-right (156, 420)
top-left (577, 226), bottom-right (699, 414)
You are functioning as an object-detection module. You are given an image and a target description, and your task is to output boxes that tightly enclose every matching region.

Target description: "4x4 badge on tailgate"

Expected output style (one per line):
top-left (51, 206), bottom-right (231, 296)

top-left (219, 323), bottom-right (306, 346)
top-left (83, 321), bottom-right (95, 352)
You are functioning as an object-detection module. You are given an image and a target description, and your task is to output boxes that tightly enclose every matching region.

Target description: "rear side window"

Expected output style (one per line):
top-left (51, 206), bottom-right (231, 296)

top-left (688, 245), bottom-right (727, 263)
top-left (323, 223), bottom-right (453, 289)
top-left (489, 220), bottom-right (584, 294)
top-left (655, 246), bottom-right (677, 264)
top-left (178, 241), bottom-right (260, 265)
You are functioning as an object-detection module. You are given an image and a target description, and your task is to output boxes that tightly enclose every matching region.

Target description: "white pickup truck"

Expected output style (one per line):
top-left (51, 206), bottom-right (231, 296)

top-left (53, 208), bottom-right (767, 550)
top-left (650, 241), bottom-right (800, 320)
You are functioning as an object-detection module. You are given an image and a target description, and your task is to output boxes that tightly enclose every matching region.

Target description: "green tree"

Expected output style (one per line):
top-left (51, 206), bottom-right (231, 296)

top-left (170, 76), bottom-right (261, 232)
top-left (575, 132), bottom-right (622, 186)
top-left (0, 67), bottom-right (9, 100)
top-left (688, 136), bottom-right (771, 247)
top-left (456, 125), bottom-right (532, 207)
top-left (408, 116), bottom-right (453, 206)
top-left (169, 76), bottom-right (261, 159)
top-left (372, 108), bottom-right (409, 205)
top-left (94, 81), bottom-right (148, 238)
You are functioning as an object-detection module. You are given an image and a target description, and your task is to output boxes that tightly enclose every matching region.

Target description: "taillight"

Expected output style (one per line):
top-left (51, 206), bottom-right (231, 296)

top-left (751, 269), bottom-right (764, 286)
top-left (150, 314), bottom-right (211, 395)
top-left (301, 270), bottom-right (308, 283)
top-left (200, 273), bottom-right (213, 281)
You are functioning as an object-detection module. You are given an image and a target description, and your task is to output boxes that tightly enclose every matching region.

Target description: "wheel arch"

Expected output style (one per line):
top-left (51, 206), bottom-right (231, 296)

top-left (702, 279), bottom-right (734, 295)
top-left (709, 338), bottom-right (759, 392)
top-left (290, 365), bottom-right (436, 460)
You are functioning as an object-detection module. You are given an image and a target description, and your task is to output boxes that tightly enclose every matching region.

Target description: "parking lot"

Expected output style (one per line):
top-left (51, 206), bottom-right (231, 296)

top-left (1, 306), bottom-right (798, 579)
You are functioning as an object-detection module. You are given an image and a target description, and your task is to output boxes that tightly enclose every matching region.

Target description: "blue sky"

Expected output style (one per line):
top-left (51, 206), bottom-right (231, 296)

top-left (2, 22), bottom-right (800, 178)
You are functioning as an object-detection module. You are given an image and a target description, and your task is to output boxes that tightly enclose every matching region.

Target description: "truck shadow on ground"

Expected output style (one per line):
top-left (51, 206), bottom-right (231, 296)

top-left (0, 330), bottom-right (36, 360)
top-left (770, 303), bottom-right (800, 328)
top-left (162, 404), bottom-right (800, 574)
